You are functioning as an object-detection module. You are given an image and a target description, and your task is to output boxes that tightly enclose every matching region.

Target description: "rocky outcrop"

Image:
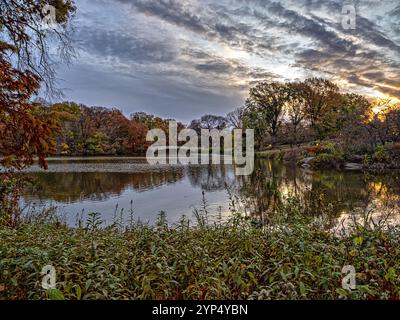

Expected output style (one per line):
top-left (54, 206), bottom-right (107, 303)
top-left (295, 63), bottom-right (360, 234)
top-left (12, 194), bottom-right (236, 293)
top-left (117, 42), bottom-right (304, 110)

top-left (343, 163), bottom-right (364, 171)
top-left (300, 157), bottom-right (315, 169)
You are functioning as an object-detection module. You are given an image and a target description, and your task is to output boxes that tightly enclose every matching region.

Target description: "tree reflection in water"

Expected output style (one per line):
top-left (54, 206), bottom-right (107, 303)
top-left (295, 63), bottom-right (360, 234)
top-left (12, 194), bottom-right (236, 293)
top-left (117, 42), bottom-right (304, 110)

top-left (22, 170), bottom-right (185, 202)
top-left (231, 159), bottom-right (400, 225)
top-left (186, 164), bottom-right (237, 191)
top-left (19, 158), bottom-right (400, 224)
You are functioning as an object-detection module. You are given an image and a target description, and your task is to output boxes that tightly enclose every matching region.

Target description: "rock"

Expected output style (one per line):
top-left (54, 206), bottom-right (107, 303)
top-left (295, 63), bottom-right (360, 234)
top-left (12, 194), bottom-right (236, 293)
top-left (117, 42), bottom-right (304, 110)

top-left (343, 162), bottom-right (363, 170)
top-left (300, 157), bottom-right (315, 169)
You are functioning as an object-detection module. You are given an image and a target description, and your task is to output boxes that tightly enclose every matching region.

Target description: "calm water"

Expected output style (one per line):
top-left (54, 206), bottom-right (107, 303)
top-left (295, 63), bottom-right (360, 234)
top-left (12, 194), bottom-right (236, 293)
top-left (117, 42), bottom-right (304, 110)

top-left (18, 157), bottom-right (400, 226)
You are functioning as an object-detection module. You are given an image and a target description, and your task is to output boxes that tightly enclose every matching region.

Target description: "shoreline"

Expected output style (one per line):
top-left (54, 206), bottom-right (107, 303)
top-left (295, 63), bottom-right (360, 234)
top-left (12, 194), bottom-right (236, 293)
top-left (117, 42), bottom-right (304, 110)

top-left (2, 208), bottom-right (400, 300)
top-left (256, 144), bottom-right (400, 172)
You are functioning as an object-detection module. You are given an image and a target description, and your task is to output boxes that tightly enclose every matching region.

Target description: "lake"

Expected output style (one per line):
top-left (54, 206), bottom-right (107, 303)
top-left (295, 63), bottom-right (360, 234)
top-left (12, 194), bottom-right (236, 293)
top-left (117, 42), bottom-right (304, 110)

top-left (17, 157), bottom-right (400, 227)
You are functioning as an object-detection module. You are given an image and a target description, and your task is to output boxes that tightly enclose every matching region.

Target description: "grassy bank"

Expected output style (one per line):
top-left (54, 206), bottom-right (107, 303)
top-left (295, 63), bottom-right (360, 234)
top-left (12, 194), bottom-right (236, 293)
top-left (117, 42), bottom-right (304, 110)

top-left (1, 202), bottom-right (400, 300)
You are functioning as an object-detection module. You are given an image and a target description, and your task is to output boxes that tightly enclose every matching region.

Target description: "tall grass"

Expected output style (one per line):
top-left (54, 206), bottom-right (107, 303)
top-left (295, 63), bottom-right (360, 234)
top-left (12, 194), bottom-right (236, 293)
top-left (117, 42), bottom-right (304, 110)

top-left (1, 197), bottom-right (400, 300)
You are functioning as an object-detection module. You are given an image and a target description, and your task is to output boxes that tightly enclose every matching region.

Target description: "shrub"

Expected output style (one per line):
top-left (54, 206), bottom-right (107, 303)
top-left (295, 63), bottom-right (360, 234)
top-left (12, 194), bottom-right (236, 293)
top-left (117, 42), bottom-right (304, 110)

top-left (305, 145), bottom-right (322, 155)
top-left (306, 142), bottom-right (344, 169)
top-left (1, 201), bottom-right (400, 300)
top-left (0, 174), bottom-right (27, 228)
top-left (312, 153), bottom-right (343, 169)
top-left (373, 145), bottom-right (389, 163)
top-left (283, 148), bottom-right (303, 162)
top-left (320, 142), bottom-right (340, 155)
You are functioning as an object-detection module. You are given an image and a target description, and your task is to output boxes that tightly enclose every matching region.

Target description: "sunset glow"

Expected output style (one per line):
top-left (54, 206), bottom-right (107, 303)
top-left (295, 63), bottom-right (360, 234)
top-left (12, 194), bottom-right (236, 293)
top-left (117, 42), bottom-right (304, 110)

top-left (57, 0), bottom-right (400, 121)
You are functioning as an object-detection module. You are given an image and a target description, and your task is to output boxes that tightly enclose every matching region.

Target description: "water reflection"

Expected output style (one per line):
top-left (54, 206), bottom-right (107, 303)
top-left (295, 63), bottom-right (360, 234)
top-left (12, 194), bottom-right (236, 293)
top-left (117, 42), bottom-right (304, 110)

top-left (186, 164), bottom-right (237, 191)
top-left (23, 170), bottom-right (185, 202)
top-left (19, 158), bottom-right (400, 225)
top-left (238, 160), bottom-right (397, 214)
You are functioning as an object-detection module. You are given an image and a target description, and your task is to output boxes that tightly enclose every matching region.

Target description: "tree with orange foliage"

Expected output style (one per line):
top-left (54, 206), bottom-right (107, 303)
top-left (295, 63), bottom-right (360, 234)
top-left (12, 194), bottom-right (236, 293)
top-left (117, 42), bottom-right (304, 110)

top-left (1, 0), bottom-right (75, 226)
top-left (0, 48), bottom-right (60, 169)
top-left (0, 50), bottom-right (61, 226)
top-left (0, 0), bottom-right (75, 169)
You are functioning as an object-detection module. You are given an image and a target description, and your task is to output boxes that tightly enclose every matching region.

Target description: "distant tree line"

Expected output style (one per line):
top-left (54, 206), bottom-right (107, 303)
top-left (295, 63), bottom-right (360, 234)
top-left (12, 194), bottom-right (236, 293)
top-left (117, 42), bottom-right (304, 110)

top-left (190, 78), bottom-right (400, 157)
top-left (2, 0), bottom-right (399, 168)
top-left (2, 70), bottom-right (400, 163)
top-left (26, 78), bottom-right (400, 158)
top-left (34, 102), bottom-right (185, 156)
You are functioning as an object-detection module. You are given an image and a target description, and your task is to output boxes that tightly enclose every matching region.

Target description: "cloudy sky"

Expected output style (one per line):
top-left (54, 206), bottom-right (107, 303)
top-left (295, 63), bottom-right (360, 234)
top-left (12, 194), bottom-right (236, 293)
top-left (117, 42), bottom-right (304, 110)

top-left (56, 0), bottom-right (400, 122)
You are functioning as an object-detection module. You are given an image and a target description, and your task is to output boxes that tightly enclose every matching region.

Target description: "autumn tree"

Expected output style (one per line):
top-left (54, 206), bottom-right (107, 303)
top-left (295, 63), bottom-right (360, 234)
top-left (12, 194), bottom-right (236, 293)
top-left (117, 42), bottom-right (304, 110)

top-left (285, 82), bottom-right (308, 146)
top-left (131, 111), bottom-right (185, 147)
top-left (0, 50), bottom-right (60, 169)
top-left (301, 78), bottom-right (341, 138)
top-left (367, 99), bottom-right (397, 148)
top-left (385, 106), bottom-right (400, 143)
top-left (189, 114), bottom-right (228, 134)
top-left (338, 97), bottom-right (400, 153)
top-left (49, 101), bottom-right (81, 154)
top-left (1, 1), bottom-right (75, 226)
top-left (0, 0), bottom-right (76, 94)
top-left (86, 107), bottom-right (146, 154)
top-left (338, 94), bottom-right (374, 152)
top-left (131, 112), bottom-right (170, 132)
top-left (126, 120), bottom-right (149, 154)
top-left (0, 0), bottom-right (75, 169)
top-left (44, 106), bottom-right (182, 155)
top-left (0, 48), bottom-right (61, 227)
top-left (242, 82), bottom-right (289, 146)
